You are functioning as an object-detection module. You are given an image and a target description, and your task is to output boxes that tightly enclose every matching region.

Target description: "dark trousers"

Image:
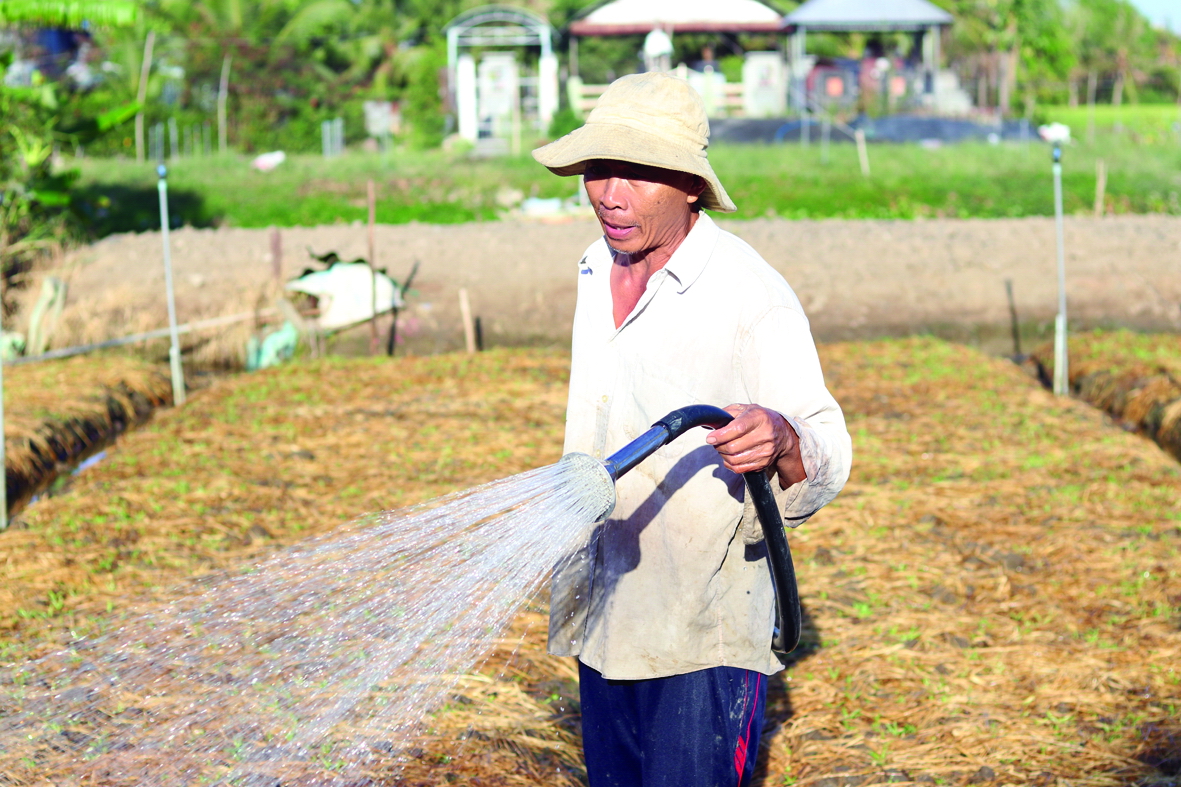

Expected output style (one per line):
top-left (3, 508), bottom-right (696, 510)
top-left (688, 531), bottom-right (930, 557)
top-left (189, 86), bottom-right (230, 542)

top-left (578, 661), bottom-right (767, 787)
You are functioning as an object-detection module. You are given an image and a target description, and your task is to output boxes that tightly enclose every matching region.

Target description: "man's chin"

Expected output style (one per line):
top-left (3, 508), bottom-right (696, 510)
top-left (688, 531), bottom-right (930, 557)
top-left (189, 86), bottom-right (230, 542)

top-left (603, 237), bottom-right (645, 257)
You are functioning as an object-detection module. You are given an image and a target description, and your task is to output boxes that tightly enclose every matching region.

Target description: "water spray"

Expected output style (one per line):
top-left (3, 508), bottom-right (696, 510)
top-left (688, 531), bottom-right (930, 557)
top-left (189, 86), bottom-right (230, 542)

top-left (1, 405), bottom-right (802, 782)
top-left (590, 404), bottom-right (803, 656)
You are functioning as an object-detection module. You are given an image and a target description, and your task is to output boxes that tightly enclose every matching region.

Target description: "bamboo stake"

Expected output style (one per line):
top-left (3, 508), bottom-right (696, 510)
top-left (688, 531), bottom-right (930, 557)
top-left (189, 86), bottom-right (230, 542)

top-left (855, 129), bottom-right (870, 177)
top-left (218, 54), bottom-right (232, 155)
top-left (1093, 159), bottom-right (1106, 217)
top-left (1086, 70), bottom-right (1097, 145)
top-left (6, 310), bottom-right (278, 366)
top-left (458, 288), bottom-right (476, 354)
top-left (270, 228), bottom-right (282, 282)
top-left (134, 31), bottom-right (155, 165)
top-left (1, 274), bottom-right (7, 530)
top-left (368, 179), bottom-right (379, 355)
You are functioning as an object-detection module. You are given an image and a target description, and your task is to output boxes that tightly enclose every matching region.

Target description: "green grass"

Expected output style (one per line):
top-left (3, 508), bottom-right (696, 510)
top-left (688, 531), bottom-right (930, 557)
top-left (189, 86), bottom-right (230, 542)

top-left (1043, 103), bottom-right (1181, 141)
top-left (71, 126), bottom-right (1181, 235)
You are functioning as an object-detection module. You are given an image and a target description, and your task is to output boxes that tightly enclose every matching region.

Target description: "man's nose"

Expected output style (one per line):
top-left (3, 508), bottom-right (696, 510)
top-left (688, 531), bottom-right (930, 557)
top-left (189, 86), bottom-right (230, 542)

top-left (598, 177), bottom-right (627, 209)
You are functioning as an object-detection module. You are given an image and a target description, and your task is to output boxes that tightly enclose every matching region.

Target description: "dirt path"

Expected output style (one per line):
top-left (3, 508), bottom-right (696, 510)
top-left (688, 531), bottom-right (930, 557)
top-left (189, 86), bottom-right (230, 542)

top-left (18, 216), bottom-right (1181, 363)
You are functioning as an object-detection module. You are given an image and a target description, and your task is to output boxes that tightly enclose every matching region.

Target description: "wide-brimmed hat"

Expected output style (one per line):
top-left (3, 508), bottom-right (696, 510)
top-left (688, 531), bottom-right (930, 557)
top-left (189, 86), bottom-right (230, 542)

top-left (533, 72), bottom-right (736, 213)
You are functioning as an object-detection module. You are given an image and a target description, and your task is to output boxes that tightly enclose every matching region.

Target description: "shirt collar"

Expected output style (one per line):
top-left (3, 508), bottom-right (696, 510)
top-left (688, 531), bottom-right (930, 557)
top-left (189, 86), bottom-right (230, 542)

top-left (661, 212), bottom-right (718, 294)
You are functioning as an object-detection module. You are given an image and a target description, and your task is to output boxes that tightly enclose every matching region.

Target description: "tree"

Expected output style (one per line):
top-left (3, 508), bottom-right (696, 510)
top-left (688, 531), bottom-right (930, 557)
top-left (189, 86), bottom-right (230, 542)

top-left (0, 0), bottom-right (139, 313)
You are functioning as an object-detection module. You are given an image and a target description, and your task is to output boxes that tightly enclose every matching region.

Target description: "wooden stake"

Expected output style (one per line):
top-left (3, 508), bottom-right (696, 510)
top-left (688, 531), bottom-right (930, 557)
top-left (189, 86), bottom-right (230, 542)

top-left (134, 31), bottom-right (155, 165)
top-left (1093, 159), bottom-right (1107, 217)
top-left (218, 54), bottom-right (232, 154)
top-left (1086, 70), bottom-right (1097, 145)
top-left (270, 228), bottom-right (282, 281)
top-left (855, 129), bottom-right (870, 177)
top-left (459, 288), bottom-right (476, 354)
top-left (368, 179), bottom-right (378, 354)
top-left (1, 274), bottom-right (7, 530)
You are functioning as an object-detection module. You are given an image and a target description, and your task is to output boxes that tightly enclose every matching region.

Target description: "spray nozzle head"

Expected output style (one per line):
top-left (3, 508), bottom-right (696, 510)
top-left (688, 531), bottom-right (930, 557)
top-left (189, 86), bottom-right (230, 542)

top-left (557, 452), bottom-right (617, 523)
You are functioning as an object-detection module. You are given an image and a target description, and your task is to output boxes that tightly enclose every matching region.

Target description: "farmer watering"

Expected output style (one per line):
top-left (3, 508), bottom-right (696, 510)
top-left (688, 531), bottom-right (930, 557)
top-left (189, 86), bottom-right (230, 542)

top-left (533, 73), bottom-right (852, 787)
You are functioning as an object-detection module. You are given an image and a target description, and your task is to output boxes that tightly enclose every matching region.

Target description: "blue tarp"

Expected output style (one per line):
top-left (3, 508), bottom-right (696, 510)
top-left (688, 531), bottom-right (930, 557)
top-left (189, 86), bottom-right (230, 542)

top-left (710, 114), bottom-right (1038, 144)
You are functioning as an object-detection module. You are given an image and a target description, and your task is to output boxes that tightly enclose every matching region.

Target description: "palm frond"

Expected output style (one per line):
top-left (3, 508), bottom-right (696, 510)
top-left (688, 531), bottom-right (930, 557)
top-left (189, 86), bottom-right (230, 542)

top-left (274, 0), bottom-right (354, 45)
top-left (0, 0), bottom-right (138, 27)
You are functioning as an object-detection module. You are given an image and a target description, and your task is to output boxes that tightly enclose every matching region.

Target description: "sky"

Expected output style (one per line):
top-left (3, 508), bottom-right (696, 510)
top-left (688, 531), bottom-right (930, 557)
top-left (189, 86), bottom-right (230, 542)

top-left (1128, 0), bottom-right (1178, 33)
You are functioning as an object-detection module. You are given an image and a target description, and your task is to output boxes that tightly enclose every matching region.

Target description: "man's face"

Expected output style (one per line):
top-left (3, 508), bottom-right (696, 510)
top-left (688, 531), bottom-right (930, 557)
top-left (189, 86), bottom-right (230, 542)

top-left (582, 160), bottom-right (704, 257)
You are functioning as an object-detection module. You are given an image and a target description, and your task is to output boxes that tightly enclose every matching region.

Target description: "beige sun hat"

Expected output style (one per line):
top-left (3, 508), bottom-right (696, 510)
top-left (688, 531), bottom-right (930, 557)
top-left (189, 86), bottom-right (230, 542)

top-left (533, 72), bottom-right (736, 213)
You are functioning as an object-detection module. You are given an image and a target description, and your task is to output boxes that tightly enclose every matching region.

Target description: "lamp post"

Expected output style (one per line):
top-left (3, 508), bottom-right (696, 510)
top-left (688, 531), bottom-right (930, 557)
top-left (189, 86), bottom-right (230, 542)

top-left (1052, 144), bottom-right (1068, 397)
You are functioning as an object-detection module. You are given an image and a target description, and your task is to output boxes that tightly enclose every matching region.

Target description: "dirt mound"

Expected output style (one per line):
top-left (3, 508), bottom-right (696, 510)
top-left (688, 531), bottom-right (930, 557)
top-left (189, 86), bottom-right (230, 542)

top-left (13, 215), bottom-right (1181, 366)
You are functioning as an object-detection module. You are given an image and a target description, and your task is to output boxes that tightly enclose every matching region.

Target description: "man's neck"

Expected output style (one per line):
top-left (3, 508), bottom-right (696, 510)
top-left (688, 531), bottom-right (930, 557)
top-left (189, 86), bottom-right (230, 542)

top-left (608, 213), bottom-right (699, 328)
top-left (609, 211), bottom-right (699, 281)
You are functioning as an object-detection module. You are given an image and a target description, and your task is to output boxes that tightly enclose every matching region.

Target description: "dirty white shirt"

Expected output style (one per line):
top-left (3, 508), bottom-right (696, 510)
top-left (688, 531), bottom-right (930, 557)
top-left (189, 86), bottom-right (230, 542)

top-left (548, 212), bottom-right (852, 679)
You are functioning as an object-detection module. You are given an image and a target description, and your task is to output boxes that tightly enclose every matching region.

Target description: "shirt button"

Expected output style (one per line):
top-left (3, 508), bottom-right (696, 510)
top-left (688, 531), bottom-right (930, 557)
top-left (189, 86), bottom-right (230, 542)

top-left (602, 395), bottom-right (609, 402)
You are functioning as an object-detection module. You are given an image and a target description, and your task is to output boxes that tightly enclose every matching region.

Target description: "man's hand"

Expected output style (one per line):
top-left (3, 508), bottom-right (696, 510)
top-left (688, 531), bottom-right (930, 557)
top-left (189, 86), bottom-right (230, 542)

top-left (705, 404), bottom-right (808, 489)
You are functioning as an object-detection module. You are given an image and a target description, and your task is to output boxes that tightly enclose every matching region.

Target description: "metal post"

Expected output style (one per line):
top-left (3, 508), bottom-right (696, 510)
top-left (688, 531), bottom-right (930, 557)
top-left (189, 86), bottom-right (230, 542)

top-left (168, 117), bottom-right (179, 161)
top-left (1052, 144), bottom-right (1068, 397)
top-left (820, 115), bottom-right (831, 163)
top-left (157, 165), bottom-right (186, 406)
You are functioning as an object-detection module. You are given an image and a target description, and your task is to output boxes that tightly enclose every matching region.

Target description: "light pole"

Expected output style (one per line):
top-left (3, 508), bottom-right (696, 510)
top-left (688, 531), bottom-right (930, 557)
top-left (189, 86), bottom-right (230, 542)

top-left (157, 165), bottom-right (186, 405)
top-left (1052, 144), bottom-right (1068, 397)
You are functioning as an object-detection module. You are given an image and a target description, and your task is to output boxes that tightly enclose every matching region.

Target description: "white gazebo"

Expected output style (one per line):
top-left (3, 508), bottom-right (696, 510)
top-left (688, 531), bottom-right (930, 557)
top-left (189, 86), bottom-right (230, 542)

top-left (569, 0), bottom-right (783, 37)
top-left (566, 0), bottom-right (789, 118)
top-left (444, 6), bottom-right (559, 148)
top-left (781, 0), bottom-right (953, 111)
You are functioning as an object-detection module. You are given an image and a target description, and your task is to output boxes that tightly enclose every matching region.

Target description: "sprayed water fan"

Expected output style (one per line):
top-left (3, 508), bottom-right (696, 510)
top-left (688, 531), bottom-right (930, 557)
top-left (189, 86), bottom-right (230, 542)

top-left (568, 404), bottom-right (802, 656)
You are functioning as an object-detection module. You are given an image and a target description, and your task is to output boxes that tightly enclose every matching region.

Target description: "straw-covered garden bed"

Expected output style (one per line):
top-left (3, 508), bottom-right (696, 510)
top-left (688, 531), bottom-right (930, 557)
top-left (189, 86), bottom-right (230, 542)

top-left (2, 355), bottom-right (172, 516)
top-left (1, 340), bottom-right (1178, 786)
top-left (1031, 329), bottom-right (1181, 461)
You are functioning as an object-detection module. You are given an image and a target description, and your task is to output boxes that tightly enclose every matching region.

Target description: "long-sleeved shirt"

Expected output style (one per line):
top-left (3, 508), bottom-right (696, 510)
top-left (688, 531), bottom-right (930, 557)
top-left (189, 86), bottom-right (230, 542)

top-left (549, 212), bottom-right (852, 679)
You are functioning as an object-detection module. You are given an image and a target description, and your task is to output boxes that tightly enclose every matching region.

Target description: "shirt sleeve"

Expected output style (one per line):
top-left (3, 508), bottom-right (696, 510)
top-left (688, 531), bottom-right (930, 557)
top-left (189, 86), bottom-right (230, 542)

top-left (737, 305), bottom-right (852, 532)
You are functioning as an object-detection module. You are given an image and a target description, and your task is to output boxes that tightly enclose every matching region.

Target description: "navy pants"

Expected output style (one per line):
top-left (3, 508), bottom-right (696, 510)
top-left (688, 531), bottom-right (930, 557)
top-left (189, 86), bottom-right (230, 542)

top-left (578, 661), bottom-right (767, 787)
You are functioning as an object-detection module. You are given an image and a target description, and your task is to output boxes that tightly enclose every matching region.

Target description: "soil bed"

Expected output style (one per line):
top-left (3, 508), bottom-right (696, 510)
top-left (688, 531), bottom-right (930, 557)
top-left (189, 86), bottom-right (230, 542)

top-left (1, 342), bottom-right (1178, 785)
top-left (2, 355), bottom-right (172, 517)
top-left (13, 216), bottom-right (1181, 367)
top-left (1031, 329), bottom-right (1181, 461)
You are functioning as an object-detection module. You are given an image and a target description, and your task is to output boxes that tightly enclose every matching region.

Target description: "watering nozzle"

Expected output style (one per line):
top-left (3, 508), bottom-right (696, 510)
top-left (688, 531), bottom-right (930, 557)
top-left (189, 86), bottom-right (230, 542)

top-left (591, 404), bottom-right (802, 655)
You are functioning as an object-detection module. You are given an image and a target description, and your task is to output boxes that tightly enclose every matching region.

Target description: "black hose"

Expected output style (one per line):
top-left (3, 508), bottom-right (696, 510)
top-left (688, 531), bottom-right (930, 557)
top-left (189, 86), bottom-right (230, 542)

top-left (605, 404), bottom-right (802, 655)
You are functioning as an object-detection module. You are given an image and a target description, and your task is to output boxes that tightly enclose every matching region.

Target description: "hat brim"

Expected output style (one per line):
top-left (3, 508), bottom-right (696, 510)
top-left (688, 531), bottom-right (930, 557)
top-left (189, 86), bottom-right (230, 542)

top-left (533, 122), bottom-right (736, 213)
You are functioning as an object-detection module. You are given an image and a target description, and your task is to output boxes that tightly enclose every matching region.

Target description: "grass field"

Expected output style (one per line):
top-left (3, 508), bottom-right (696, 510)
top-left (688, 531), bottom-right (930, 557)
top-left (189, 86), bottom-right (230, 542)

top-left (1044, 104), bottom-right (1181, 142)
top-left (70, 126), bottom-right (1181, 236)
top-left (2, 339), bottom-right (1179, 785)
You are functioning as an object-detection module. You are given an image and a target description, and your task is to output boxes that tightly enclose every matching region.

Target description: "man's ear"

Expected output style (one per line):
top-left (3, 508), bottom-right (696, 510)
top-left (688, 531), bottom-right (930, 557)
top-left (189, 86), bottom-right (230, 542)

top-left (686, 176), bottom-right (706, 204)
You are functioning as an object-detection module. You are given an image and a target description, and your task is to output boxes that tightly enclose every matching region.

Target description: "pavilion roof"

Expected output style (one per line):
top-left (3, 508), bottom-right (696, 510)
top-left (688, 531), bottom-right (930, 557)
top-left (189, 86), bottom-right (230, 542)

top-left (569, 0), bottom-right (785, 36)
top-left (782, 0), bottom-right (953, 32)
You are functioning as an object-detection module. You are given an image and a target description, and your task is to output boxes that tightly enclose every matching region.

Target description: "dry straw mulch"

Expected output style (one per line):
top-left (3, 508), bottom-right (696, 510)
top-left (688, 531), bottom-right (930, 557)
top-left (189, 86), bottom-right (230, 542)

top-left (2, 341), bottom-right (1180, 786)
top-left (1031, 329), bottom-right (1181, 461)
top-left (2, 354), bottom-right (172, 514)
top-left (766, 338), bottom-right (1181, 787)
top-left (1, 349), bottom-right (581, 787)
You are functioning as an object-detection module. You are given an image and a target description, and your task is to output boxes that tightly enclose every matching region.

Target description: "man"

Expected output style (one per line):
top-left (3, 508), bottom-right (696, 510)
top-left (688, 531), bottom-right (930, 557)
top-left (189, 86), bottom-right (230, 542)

top-left (533, 73), bottom-right (851, 787)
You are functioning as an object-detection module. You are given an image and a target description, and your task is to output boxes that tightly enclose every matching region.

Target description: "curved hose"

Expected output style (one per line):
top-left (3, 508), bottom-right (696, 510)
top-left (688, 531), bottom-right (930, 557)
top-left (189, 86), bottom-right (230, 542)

top-left (603, 405), bottom-right (802, 656)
